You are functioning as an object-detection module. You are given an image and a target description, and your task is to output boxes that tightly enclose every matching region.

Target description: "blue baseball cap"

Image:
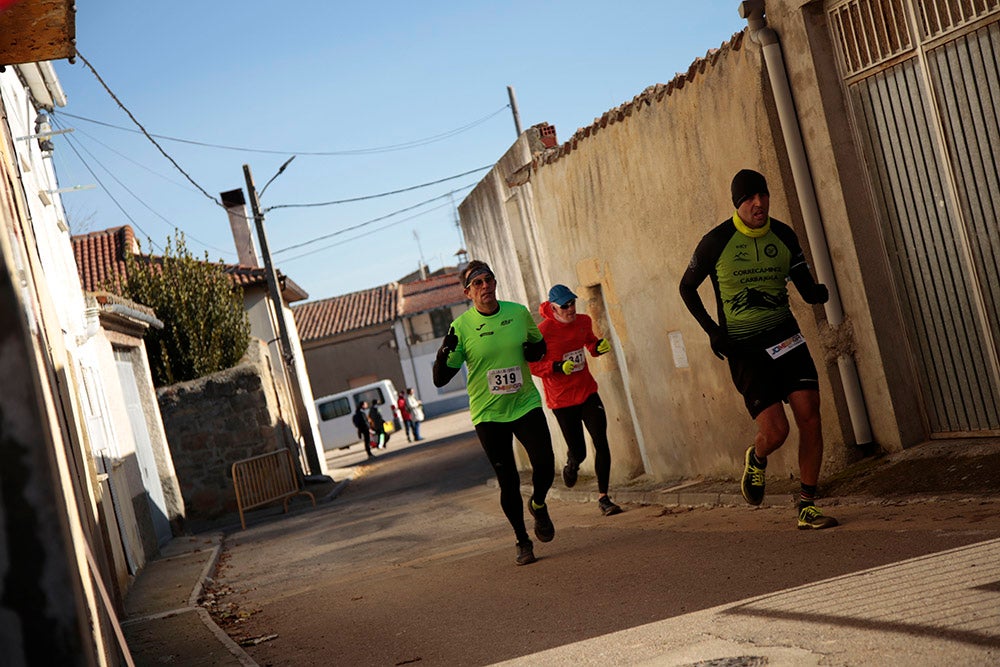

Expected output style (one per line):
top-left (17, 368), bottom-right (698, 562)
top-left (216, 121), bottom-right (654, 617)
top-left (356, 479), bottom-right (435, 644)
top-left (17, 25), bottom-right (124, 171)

top-left (547, 284), bottom-right (578, 306)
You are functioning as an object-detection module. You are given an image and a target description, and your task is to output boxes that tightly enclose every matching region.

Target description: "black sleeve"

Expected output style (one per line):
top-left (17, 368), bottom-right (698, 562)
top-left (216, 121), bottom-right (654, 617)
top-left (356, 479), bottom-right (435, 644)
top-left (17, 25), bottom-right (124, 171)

top-left (432, 350), bottom-right (460, 387)
top-left (679, 225), bottom-right (727, 337)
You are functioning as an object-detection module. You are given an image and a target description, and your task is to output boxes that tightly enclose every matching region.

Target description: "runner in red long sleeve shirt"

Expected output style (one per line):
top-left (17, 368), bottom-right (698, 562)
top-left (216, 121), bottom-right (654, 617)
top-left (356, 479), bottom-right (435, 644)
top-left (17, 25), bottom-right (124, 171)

top-left (530, 284), bottom-right (623, 516)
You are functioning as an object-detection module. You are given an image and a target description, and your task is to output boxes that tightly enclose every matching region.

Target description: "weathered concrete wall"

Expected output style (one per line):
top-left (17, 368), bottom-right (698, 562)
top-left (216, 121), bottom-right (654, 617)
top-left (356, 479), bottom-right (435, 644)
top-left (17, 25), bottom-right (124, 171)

top-left (157, 338), bottom-right (294, 522)
top-left (458, 14), bottom-right (916, 486)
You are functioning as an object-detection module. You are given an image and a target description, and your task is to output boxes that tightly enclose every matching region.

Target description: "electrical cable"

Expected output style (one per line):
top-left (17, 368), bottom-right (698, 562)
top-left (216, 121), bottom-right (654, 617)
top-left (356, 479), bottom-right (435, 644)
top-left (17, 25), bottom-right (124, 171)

top-left (280, 200), bottom-right (459, 264)
top-left (57, 125), bottom-right (161, 250)
top-left (76, 51), bottom-right (223, 206)
top-left (272, 183), bottom-right (476, 255)
top-left (266, 167), bottom-right (490, 211)
top-left (52, 105), bottom-right (511, 156)
top-left (53, 116), bottom-right (235, 258)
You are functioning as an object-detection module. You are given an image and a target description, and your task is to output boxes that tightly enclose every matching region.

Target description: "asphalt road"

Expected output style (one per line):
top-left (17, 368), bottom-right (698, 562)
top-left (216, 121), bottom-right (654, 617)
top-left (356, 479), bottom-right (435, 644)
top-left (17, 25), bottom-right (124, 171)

top-left (207, 412), bottom-right (1000, 666)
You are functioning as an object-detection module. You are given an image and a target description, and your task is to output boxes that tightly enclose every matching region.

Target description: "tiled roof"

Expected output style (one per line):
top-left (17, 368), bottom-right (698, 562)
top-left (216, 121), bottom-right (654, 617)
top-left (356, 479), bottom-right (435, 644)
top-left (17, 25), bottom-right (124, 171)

top-left (399, 272), bottom-right (469, 316)
top-left (292, 283), bottom-right (399, 342)
top-left (71, 225), bottom-right (307, 302)
top-left (72, 226), bottom-right (136, 292)
top-left (529, 31), bottom-right (745, 171)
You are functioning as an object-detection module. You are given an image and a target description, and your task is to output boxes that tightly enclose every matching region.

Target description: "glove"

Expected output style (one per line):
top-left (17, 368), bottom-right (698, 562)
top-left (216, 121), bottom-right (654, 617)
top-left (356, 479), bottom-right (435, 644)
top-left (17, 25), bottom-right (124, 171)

top-left (596, 338), bottom-right (611, 355)
top-left (802, 283), bottom-right (829, 305)
top-left (553, 359), bottom-right (575, 375)
top-left (709, 328), bottom-right (731, 360)
top-left (439, 326), bottom-right (458, 355)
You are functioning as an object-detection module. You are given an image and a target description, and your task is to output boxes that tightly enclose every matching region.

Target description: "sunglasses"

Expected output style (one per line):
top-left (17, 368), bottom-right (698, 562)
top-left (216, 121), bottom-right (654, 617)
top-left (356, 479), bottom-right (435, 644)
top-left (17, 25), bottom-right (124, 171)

top-left (558, 300), bottom-right (576, 310)
top-left (467, 273), bottom-right (496, 289)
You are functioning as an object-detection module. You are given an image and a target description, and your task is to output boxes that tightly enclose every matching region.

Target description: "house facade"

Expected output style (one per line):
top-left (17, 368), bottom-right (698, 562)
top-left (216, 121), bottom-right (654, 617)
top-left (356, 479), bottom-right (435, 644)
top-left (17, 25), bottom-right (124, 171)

top-left (0, 39), bottom-right (155, 664)
top-left (294, 272), bottom-right (471, 417)
top-left (394, 272), bottom-right (470, 416)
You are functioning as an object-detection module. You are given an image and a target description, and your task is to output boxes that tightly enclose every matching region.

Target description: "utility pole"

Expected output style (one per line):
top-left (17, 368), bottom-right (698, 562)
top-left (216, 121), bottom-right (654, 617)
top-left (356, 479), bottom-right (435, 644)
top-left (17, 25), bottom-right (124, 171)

top-left (243, 163), bottom-right (323, 476)
top-left (507, 85), bottom-right (523, 137)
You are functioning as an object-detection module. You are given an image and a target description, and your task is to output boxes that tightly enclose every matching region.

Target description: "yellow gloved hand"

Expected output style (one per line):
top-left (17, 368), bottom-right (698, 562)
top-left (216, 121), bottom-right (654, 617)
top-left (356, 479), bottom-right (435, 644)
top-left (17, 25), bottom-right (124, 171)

top-left (596, 338), bottom-right (611, 355)
top-left (553, 359), bottom-right (575, 375)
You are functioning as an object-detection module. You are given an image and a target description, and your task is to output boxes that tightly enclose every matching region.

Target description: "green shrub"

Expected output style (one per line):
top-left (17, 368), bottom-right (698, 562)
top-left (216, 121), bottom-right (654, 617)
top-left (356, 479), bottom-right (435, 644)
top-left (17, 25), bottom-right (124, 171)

top-left (121, 232), bottom-right (250, 386)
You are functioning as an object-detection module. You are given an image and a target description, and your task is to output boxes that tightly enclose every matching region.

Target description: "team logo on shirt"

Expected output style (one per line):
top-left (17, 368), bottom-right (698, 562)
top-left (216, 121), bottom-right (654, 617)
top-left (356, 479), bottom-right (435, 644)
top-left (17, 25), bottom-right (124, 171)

top-left (476, 323), bottom-right (486, 330)
top-left (764, 243), bottom-right (778, 258)
top-left (500, 319), bottom-right (513, 326)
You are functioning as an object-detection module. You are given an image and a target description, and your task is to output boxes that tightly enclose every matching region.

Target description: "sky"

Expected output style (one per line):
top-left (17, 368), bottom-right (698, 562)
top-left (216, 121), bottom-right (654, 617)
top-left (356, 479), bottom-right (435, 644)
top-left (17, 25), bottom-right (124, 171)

top-left (48, 2), bottom-right (747, 302)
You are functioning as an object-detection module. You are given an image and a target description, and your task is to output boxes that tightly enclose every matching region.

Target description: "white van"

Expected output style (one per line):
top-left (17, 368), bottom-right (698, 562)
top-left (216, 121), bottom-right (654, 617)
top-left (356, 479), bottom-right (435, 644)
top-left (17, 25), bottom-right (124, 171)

top-left (315, 379), bottom-right (399, 452)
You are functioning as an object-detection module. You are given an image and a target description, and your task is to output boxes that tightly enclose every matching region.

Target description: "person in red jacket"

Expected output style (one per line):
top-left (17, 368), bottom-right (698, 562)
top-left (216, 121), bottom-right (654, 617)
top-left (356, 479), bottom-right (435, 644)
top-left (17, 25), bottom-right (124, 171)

top-left (530, 284), bottom-right (622, 516)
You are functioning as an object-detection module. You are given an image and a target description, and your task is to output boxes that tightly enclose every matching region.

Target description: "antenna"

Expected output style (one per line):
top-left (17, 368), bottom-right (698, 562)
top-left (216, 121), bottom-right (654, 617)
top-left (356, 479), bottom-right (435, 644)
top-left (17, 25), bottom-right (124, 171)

top-left (413, 230), bottom-right (427, 279)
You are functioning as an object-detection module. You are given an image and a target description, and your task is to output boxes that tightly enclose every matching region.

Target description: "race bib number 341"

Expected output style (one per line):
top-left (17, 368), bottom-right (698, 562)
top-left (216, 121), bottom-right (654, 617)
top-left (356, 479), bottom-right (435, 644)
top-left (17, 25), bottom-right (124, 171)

top-left (488, 366), bottom-right (523, 394)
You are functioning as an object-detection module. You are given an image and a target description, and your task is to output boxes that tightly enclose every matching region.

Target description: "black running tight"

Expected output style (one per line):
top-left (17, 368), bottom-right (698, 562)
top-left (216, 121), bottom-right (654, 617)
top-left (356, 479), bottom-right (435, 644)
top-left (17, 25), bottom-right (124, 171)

top-left (552, 392), bottom-right (612, 495)
top-left (475, 407), bottom-right (554, 543)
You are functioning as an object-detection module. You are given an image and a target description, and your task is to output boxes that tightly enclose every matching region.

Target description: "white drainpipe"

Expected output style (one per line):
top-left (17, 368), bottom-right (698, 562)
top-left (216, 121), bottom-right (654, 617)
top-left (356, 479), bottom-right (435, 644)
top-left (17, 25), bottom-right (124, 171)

top-left (739, 0), bottom-right (874, 445)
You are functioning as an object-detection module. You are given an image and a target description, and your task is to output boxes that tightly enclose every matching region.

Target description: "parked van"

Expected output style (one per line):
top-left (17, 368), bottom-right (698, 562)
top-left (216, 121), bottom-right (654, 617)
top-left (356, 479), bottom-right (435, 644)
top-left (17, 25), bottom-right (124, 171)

top-left (315, 379), bottom-right (399, 452)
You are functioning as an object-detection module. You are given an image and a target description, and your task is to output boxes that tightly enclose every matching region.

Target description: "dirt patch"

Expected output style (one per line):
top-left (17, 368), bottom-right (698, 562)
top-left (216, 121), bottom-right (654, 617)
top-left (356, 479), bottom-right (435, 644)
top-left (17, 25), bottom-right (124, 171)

top-left (824, 451), bottom-right (1000, 498)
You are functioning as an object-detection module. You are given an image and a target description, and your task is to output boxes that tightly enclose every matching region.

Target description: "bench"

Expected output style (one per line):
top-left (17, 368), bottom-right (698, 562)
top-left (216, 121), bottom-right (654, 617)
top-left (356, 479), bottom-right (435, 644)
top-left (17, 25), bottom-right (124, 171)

top-left (232, 449), bottom-right (315, 530)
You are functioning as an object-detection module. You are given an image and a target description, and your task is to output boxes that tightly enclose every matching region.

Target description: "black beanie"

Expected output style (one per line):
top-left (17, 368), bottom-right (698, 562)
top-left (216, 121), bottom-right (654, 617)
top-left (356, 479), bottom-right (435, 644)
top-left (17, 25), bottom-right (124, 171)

top-left (731, 169), bottom-right (769, 208)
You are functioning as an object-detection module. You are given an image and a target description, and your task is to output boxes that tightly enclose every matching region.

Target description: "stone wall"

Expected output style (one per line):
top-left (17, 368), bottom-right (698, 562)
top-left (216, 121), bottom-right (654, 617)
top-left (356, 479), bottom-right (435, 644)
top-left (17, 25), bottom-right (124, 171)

top-left (157, 338), bottom-right (295, 522)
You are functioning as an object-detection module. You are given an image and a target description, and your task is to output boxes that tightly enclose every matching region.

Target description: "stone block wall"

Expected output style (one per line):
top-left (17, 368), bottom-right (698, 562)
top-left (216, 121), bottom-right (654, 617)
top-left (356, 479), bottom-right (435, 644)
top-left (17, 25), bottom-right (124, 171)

top-left (157, 338), bottom-right (295, 522)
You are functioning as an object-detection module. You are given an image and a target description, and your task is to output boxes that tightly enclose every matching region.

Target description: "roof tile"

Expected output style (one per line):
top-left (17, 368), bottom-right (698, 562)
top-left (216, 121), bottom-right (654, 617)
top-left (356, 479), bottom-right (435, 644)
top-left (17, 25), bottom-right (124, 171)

top-left (292, 283), bottom-right (399, 342)
top-left (71, 225), bottom-right (307, 302)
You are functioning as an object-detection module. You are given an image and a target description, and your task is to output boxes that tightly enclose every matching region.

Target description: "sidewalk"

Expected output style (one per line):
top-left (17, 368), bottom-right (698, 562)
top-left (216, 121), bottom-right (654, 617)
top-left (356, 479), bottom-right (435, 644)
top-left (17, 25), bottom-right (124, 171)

top-left (119, 435), bottom-right (1000, 666)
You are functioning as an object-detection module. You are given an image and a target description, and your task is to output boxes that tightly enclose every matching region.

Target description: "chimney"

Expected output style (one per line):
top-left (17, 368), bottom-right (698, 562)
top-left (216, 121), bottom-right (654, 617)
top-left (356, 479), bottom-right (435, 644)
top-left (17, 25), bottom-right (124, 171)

top-left (220, 188), bottom-right (260, 267)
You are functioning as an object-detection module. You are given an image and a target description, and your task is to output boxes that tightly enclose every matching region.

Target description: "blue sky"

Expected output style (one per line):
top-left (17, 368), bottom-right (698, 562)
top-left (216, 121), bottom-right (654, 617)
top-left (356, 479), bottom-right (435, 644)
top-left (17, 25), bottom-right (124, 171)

top-left (50, 2), bottom-right (747, 301)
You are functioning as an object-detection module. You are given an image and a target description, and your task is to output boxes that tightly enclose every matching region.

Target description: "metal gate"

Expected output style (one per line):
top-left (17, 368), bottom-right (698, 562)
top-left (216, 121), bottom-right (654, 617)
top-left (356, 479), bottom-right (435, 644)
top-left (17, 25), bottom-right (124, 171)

top-left (829, 0), bottom-right (1000, 434)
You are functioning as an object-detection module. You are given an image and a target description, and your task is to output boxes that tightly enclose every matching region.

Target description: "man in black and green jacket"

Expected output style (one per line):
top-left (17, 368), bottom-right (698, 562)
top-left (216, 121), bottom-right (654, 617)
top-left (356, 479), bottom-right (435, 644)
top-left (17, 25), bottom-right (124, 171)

top-left (679, 169), bottom-right (838, 530)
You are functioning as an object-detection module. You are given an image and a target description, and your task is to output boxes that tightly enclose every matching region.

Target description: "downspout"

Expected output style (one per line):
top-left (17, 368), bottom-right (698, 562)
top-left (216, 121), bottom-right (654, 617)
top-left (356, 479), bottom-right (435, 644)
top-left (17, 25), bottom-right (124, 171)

top-left (739, 0), bottom-right (873, 445)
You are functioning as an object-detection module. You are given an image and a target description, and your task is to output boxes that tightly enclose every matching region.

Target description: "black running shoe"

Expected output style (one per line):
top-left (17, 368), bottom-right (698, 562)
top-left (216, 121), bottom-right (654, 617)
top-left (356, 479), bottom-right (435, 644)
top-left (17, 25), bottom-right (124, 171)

top-left (528, 500), bottom-right (555, 542)
top-left (515, 540), bottom-right (536, 565)
top-left (741, 445), bottom-right (766, 506)
top-left (562, 460), bottom-right (579, 488)
top-left (598, 496), bottom-right (623, 516)
top-left (797, 505), bottom-right (839, 530)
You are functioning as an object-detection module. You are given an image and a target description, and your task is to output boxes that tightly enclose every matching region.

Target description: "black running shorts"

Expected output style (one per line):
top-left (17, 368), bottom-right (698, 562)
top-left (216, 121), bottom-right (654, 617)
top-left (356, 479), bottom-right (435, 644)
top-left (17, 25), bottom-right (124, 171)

top-left (728, 341), bottom-right (819, 418)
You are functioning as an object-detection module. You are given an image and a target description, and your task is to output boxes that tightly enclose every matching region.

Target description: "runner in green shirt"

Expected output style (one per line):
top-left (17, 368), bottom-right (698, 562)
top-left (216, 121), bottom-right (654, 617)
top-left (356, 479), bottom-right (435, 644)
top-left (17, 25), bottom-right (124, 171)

top-left (433, 260), bottom-right (556, 565)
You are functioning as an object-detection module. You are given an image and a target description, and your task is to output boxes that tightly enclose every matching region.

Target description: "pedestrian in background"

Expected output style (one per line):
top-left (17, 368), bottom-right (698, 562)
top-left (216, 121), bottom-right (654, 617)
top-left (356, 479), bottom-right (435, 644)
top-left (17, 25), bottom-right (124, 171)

top-left (678, 169), bottom-right (837, 530)
top-left (433, 260), bottom-right (555, 566)
top-left (406, 387), bottom-right (425, 441)
top-left (368, 401), bottom-right (389, 449)
top-left (530, 284), bottom-right (622, 517)
top-left (353, 400), bottom-right (375, 459)
top-left (397, 390), bottom-right (414, 442)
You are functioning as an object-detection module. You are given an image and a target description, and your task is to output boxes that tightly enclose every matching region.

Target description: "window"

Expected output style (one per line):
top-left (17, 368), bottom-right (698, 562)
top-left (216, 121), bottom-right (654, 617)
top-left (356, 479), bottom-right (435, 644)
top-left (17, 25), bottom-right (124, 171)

top-left (354, 387), bottom-right (385, 408)
top-left (318, 397), bottom-right (351, 421)
top-left (430, 307), bottom-right (453, 338)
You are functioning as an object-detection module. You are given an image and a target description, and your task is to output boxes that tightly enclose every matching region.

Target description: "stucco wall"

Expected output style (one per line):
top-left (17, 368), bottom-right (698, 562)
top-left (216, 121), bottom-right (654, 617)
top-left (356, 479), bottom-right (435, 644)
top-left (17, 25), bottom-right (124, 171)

top-left (303, 326), bottom-right (405, 400)
top-left (458, 20), bottom-right (909, 485)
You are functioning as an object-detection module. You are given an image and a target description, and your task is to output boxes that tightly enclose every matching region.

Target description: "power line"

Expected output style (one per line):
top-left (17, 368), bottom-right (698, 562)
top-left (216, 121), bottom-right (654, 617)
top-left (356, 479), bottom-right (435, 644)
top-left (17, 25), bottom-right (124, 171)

top-left (52, 116), bottom-right (235, 258)
top-left (57, 125), bottom-right (161, 251)
top-left (52, 105), bottom-right (511, 156)
top-left (280, 200), bottom-right (459, 265)
top-left (273, 183), bottom-right (475, 255)
top-left (76, 51), bottom-right (222, 206)
top-left (61, 120), bottom-right (196, 192)
top-left (266, 166), bottom-right (490, 211)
